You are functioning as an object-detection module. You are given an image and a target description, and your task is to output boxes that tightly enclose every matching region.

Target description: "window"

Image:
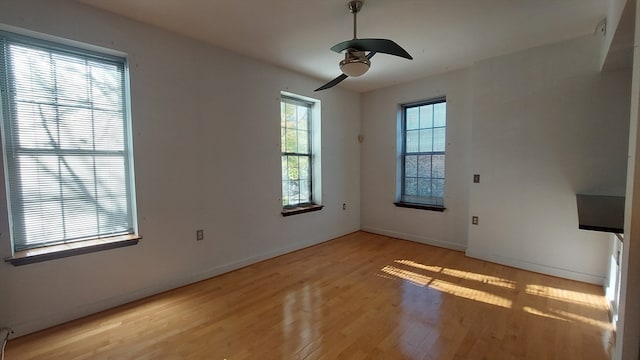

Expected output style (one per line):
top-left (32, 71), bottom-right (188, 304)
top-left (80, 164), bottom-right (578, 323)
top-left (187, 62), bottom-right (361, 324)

top-left (280, 94), bottom-right (322, 216)
top-left (0, 31), bottom-right (138, 260)
top-left (396, 98), bottom-right (446, 210)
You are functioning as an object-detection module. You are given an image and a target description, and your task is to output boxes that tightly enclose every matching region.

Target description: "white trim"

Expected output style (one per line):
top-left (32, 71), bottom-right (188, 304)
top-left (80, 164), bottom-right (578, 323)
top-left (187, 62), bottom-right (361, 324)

top-left (361, 226), bottom-right (467, 251)
top-left (465, 249), bottom-right (606, 285)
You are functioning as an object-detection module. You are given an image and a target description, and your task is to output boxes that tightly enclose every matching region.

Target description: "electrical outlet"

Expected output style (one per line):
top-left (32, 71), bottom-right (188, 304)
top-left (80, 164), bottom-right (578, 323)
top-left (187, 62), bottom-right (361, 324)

top-left (473, 174), bottom-right (480, 183)
top-left (196, 229), bottom-right (204, 241)
top-left (472, 216), bottom-right (479, 225)
top-left (343, 203), bottom-right (347, 210)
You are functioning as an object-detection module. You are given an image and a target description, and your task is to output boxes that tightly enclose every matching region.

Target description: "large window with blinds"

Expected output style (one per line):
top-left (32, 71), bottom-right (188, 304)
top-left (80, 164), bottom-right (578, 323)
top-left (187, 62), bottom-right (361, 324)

top-left (0, 31), bottom-right (137, 253)
top-left (397, 97), bottom-right (446, 210)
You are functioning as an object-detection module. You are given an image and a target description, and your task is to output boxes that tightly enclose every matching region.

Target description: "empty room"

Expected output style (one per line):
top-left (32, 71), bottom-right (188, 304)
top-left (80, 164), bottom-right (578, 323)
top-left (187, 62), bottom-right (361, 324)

top-left (0, 0), bottom-right (639, 359)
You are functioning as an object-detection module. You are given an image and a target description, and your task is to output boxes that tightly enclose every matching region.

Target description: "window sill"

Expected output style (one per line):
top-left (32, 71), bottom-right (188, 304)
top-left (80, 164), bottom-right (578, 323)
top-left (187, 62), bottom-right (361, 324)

top-left (281, 204), bottom-right (324, 217)
top-left (5, 234), bottom-right (141, 266)
top-left (394, 202), bottom-right (446, 212)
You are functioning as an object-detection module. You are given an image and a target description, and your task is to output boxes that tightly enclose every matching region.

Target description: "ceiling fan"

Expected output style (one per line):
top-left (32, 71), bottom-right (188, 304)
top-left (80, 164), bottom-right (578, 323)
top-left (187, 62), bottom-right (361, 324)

top-left (315, 0), bottom-right (413, 91)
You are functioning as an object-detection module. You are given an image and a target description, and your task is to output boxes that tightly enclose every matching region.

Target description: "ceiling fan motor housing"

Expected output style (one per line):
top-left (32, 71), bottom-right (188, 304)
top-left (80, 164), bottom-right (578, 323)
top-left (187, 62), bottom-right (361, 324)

top-left (348, 1), bottom-right (363, 14)
top-left (340, 50), bottom-right (370, 77)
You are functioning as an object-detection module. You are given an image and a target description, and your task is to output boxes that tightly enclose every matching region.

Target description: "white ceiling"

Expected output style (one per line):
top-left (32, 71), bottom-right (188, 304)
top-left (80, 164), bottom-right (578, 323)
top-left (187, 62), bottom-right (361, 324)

top-left (76, 0), bottom-right (607, 93)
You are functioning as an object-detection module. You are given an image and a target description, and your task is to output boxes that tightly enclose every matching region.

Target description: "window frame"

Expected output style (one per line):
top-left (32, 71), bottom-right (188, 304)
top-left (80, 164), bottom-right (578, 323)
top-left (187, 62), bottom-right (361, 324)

top-left (280, 93), bottom-right (323, 216)
top-left (0, 29), bottom-right (140, 265)
top-left (395, 97), bottom-right (447, 212)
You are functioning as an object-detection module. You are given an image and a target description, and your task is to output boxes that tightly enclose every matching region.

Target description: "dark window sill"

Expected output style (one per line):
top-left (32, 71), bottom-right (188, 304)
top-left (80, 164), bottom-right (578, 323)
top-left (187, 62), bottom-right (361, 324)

top-left (394, 202), bottom-right (446, 212)
top-left (5, 234), bottom-right (141, 266)
top-left (282, 204), bottom-right (324, 217)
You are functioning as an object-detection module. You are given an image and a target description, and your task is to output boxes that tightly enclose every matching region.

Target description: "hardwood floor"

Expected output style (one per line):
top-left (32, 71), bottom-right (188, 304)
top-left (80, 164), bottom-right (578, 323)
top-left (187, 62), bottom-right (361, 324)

top-left (6, 231), bottom-right (614, 359)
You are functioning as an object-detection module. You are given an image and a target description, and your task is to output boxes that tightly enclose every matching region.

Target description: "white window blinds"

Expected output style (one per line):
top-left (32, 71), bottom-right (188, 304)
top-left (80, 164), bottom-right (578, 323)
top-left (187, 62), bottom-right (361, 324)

top-left (0, 32), bottom-right (136, 252)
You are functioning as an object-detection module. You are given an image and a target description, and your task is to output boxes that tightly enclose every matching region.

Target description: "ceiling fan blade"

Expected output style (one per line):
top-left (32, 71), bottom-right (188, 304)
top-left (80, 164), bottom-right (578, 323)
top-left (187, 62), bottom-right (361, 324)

top-left (315, 74), bottom-right (348, 91)
top-left (331, 38), bottom-right (413, 60)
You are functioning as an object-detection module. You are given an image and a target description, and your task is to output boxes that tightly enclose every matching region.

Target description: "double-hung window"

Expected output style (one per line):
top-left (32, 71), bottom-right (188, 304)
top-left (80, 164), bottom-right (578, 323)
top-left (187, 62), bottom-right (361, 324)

top-left (0, 31), bottom-right (138, 262)
top-left (397, 98), bottom-right (447, 210)
top-left (280, 94), bottom-right (321, 215)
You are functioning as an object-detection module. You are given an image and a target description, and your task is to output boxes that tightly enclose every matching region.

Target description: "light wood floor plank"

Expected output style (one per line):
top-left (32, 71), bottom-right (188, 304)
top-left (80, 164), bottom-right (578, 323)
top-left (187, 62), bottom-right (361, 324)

top-left (5, 231), bottom-right (614, 359)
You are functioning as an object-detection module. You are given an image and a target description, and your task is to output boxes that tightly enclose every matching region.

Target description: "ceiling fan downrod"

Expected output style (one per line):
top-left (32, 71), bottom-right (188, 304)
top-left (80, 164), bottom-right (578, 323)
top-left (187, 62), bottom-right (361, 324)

top-left (348, 0), bottom-right (363, 39)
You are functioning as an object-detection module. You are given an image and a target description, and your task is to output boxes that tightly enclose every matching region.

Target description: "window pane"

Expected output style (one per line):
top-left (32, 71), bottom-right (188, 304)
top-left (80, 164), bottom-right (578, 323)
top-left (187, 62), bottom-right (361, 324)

top-left (433, 127), bottom-right (446, 152)
top-left (404, 155), bottom-right (417, 177)
top-left (94, 110), bottom-right (125, 151)
top-left (285, 128), bottom-right (298, 153)
top-left (406, 107), bottom-right (419, 130)
top-left (297, 105), bottom-right (308, 130)
top-left (434, 102), bottom-right (446, 127)
top-left (281, 156), bottom-right (288, 181)
top-left (432, 155), bottom-right (445, 179)
top-left (299, 156), bottom-right (309, 180)
top-left (297, 129), bottom-right (308, 153)
top-left (404, 177), bottom-right (418, 196)
top-left (54, 54), bottom-right (89, 107)
top-left (281, 127), bottom-right (287, 152)
top-left (59, 107), bottom-right (94, 150)
top-left (432, 179), bottom-right (445, 199)
top-left (406, 130), bottom-right (419, 153)
top-left (22, 200), bottom-right (64, 247)
top-left (287, 156), bottom-right (299, 180)
top-left (10, 45), bottom-right (54, 103)
top-left (284, 180), bottom-right (299, 205)
top-left (90, 62), bottom-right (123, 111)
top-left (417, 155), bottom-right (431, 178)
top-left (285, 103), bottom-right (297, 128)
top-left (14, 102), bottom-right (58, 149)
top-left (18, 155), bottom-right (60, 204)
top-left (299, 180), bottom-right (310, 203)
top-left (420, 105), bottom-right (433, 128)
top-left (282, 181), bottom-right (289, 206)
top-left (419, 129), bottom-right (433, 152)
top-left (418, 178), bottom-right (431, 197)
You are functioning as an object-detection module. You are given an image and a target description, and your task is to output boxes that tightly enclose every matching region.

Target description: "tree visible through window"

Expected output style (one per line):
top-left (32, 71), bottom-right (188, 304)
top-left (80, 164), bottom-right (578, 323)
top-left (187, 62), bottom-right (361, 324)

top-left (280, 96), bottom-right (313, 208)
top-left (399, 98), bottom-right (446, 208)
top-left (0, 31), bottom-right (137, 252)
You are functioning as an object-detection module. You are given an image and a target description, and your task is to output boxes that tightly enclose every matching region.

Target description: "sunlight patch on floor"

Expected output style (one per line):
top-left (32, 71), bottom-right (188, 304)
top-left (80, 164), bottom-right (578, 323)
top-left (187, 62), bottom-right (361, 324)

top-left (522, 306), bottom-right (568, 321)
top-left (380, 265), bottom-right (512, 308)
top-left (525, 284), bottom-right (607, 309)
top-left (394, 260), bottom-right (516, 289)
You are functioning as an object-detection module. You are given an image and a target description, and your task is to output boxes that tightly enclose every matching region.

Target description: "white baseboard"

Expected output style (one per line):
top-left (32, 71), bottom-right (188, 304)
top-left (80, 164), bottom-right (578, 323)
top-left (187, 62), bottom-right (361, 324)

top-left (361, 226), bottom-right (467, 252)
top-left (465, 249), bottom-right (605, 285)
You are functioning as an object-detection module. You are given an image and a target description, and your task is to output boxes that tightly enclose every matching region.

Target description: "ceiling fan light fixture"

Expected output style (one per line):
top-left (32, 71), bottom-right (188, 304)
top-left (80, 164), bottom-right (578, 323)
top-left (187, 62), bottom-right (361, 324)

top-left (339, 55), bottom-right (370, 77)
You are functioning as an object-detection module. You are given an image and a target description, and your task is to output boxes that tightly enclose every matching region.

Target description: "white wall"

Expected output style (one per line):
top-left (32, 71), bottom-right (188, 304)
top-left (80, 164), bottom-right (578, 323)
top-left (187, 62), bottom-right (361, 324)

top-left (467, 35), bottom-right (631, 284)
top-left (361, 35), bottom-right (631, 284)
top-left (0, 0), bottom-right (361, 336)
top-left (360, 70), bottom-right (473, 251)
